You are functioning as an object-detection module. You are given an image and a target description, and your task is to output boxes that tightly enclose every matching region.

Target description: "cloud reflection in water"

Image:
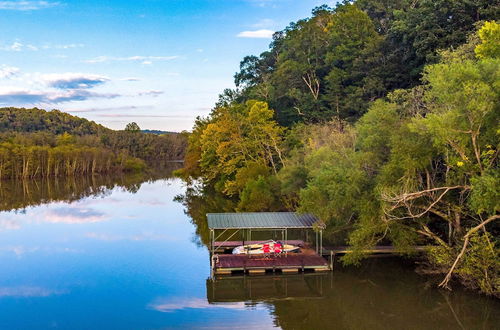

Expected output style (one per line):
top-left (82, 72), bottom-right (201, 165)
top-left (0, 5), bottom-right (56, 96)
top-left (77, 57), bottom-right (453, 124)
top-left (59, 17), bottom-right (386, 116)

top-left (148, 297), bottom-right (252, 313)
top-left (44, 207), bottom-right (107, 224)
top-left (0, 286), bottom-right (67, 298)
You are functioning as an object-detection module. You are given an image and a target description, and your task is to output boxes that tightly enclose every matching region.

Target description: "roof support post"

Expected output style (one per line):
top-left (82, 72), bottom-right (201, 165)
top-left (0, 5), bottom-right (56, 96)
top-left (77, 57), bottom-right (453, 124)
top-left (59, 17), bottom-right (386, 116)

top-left (320, 229), bottom-right (323, 256)
top-left (210, 228), bottom-right (215, 279)
top-left (210, 229), bottom-right (214, 256)
top-left (215, 229), bottom-right (240, 253)
top-left (315, 230), bottom-right (318, 254)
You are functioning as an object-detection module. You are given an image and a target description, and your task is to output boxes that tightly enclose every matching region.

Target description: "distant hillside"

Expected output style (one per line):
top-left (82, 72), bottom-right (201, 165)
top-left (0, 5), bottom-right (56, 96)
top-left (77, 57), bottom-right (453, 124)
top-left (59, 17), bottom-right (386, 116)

top-left (0, 108), bottom-right (188, 179)
top-left (141, 129), bottom-right (178, 135)
top-left (0, 107), bottom-right (110, 135)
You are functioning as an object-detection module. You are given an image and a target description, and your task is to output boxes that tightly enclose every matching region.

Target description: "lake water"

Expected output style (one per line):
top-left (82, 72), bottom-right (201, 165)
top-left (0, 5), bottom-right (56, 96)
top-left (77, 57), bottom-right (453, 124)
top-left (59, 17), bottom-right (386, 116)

top-left (0, 172), bottom-right (498, 329)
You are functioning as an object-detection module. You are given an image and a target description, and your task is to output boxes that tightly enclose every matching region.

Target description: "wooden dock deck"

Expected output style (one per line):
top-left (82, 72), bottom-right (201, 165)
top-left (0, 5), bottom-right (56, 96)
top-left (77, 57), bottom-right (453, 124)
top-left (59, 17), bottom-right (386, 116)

top-left (213, 253), bottom-right (330, 275)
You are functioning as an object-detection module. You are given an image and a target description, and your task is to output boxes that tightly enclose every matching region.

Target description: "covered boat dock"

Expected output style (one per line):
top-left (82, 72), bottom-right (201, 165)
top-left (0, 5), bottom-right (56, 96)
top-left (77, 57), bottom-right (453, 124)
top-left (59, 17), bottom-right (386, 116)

top-left (208, 212), bottom-right (330, 276)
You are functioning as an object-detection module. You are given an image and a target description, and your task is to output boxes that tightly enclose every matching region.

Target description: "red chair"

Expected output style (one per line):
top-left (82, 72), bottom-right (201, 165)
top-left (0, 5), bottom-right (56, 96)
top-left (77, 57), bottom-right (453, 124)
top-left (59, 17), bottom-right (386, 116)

top-left (262, 243), bottom-right (271, 257)
top-left (274, 243), bottom-right (282, 256)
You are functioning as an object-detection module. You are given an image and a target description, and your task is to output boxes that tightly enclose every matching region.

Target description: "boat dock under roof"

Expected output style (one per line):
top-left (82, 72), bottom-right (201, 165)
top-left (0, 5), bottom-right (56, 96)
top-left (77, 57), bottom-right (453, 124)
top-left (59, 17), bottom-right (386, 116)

top-left (207, 212), bottom-right (330, 276)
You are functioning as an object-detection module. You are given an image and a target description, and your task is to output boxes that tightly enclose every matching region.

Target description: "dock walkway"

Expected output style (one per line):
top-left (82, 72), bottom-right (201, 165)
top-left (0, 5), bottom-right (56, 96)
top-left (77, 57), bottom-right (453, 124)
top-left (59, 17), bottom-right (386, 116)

top-left (322, 245), bottom-right (428, 256)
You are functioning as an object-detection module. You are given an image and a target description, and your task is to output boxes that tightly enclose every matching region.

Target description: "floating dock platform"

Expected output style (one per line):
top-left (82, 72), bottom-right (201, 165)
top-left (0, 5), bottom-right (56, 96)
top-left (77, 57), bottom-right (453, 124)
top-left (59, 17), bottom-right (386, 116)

top-left (212, 253), bottom-right (330, 275)
top-left (207, 212), bottom-right (330, 276)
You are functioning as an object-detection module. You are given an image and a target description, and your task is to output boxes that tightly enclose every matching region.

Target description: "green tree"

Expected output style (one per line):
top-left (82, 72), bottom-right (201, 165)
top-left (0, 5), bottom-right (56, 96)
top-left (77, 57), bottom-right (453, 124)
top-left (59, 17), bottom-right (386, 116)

top-left (197, 100), bottom-right (285, 196)
top-left (343, 24), bottom-right (500, 294)
top-left (125, 122), bottom-right (141, 132)
top-left (475, 21), bottom-right (500, 59)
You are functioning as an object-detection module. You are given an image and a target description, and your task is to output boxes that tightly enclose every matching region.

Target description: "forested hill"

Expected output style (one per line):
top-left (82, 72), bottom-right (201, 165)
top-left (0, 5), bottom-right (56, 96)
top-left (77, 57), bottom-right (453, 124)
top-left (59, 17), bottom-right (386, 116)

top-left (226, 0), bottom-right (497, 126)
top-left (0, 107), bottom-right (109, 135)
top-left (178, 1), bottom-right (499, 296)
top-left (0, 107), bottom-right (187, 180)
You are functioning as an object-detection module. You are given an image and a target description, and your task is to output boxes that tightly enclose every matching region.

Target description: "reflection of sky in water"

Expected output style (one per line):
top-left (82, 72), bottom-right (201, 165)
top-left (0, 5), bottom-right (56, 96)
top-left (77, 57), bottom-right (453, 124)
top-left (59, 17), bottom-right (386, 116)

top-left (0, 179), bottom-right (277, 329)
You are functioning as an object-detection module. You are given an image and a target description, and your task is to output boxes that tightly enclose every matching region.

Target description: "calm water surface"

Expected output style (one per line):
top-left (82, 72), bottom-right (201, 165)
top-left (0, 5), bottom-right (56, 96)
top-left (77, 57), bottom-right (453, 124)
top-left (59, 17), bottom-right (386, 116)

top-left (0, 173), bottom-right (498, 329)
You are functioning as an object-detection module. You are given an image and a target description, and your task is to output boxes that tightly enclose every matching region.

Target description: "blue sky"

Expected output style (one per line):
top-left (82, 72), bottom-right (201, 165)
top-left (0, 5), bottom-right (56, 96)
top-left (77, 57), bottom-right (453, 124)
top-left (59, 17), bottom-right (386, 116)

top-left (0, 0), bottom-right (334, 131)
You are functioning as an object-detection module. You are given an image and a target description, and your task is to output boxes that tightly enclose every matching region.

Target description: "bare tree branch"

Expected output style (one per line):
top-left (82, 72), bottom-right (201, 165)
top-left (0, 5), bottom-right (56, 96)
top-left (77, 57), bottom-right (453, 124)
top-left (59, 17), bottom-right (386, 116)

top-left (439, 214), bottom-right (500, 289)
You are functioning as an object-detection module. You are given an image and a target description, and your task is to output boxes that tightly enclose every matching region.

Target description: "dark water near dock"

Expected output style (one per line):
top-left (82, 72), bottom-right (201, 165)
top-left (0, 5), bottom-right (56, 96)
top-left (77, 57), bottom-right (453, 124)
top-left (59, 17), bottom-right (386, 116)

top-left (0, 170), bottom-right (498, 329)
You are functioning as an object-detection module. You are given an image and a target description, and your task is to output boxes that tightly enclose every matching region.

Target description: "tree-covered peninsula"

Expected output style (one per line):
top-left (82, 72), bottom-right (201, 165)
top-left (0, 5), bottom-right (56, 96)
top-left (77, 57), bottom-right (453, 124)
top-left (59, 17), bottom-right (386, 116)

top-left (0, 107), bottom-right (187, 179)
top-left (177, 1), bottom-right (499, 296)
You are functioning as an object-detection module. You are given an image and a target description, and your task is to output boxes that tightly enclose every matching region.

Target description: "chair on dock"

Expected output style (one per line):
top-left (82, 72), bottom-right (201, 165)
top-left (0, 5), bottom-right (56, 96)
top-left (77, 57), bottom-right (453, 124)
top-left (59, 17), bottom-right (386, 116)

top-left (263, 243), bottom-right (271, 258)
top-left (274, 242), bottom-right (283, 257)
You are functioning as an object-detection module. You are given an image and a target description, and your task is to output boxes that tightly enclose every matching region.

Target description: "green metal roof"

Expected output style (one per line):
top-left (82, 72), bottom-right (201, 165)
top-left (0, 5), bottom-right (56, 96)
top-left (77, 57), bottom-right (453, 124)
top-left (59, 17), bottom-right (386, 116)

top-left (207, 212), bottom-right (319, 229)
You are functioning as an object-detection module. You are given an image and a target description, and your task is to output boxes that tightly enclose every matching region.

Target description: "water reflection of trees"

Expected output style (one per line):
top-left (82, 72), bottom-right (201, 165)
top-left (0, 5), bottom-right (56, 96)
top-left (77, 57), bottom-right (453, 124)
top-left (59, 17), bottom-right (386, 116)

top-left (207, 259), bottom-right (500, 330)
top-left (175, 184), bottom-right (238, 248)
top-left (269, 259), bottom-right (500, 329)
top-left (0, 162), bottom-right (182, 212)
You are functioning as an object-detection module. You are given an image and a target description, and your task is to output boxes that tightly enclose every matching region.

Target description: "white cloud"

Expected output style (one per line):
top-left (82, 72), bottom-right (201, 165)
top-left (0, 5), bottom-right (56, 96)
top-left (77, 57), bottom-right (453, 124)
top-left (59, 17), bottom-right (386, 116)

top-left (0, 65), bottom-right (20, 79)
top-left (85, 55), bottom-right (179, 64)
top-left (0, 87), bottom-right (46, 103)
top-left (120, 77), bottom-right (141, 81)
top-left (0, 1), bottom-right (60, 11)
top-left (41, 72), bottom-right (109, 89)
top-left (53, 43), bottom-right (83, 49)
top-left (65, 105), bottom-right (153, 113)
top-left (137, 90), bottom-right (163, 97)
top-left (0, 41), bottom-right (37, 51)
top-left (237, 29), bottom-right (274, 39)
top-left (8, 41), bottom-right (24, 51)
top-left (42, 43), bottom-right (84, 50)
top-left (0, 69), bottom-right (118, 105)
top-left (0, 86), bottom-right (120, 105)
top-left (0, 42), bottom-right (84, 52)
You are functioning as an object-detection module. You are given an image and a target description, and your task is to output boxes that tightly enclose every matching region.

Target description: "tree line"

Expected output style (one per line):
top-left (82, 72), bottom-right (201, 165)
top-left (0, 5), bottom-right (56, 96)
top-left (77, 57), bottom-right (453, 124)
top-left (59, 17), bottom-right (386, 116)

top-left (177, 1), bottom-right (499, 297)
top-left (0, 108), bottom-right (187, 180)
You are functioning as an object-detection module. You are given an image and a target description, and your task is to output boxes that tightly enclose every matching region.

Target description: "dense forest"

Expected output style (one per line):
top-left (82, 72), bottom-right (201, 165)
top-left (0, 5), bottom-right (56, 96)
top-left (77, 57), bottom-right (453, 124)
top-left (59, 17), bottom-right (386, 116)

top-left (0, 107), bottom-right (187, 179)
top-left (177, 1), bottom-right (499, 296)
